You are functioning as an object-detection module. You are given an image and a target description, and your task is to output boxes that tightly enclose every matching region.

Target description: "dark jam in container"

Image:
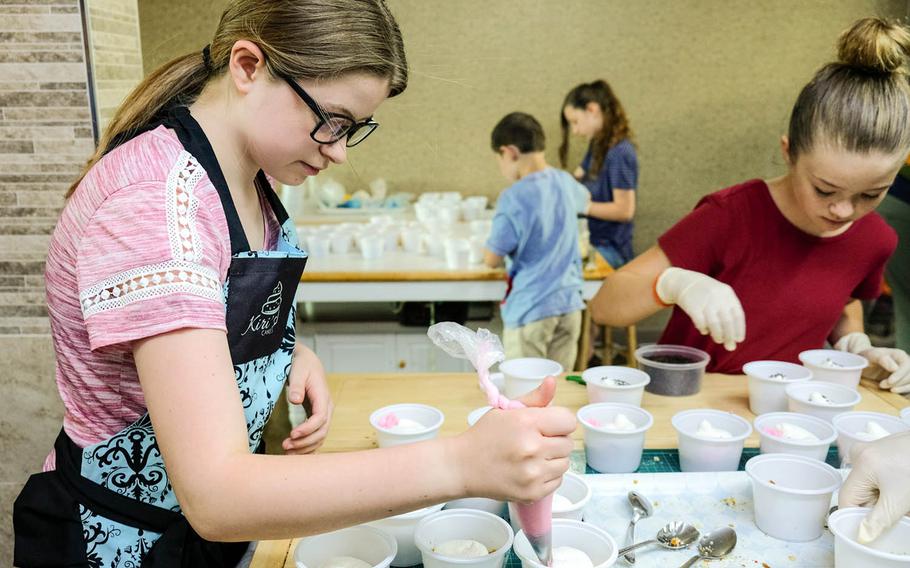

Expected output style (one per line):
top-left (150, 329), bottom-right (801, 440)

top-left (647, 354), bottom-right (700, 365)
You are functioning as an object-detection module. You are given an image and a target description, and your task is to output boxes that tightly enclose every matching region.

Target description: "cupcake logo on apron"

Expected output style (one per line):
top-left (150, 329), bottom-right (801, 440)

top-left (242, 282), bottom-right (283, 337)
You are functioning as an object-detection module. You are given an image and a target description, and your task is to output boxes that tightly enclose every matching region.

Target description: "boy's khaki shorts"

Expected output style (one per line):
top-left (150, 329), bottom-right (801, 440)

top-left (503, 310), bottom-right (582, 372)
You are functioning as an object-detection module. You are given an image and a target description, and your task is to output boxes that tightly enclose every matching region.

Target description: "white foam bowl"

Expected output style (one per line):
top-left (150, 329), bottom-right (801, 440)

top-left (829, 507), bottom-right (910, 567)
top-left (754, 411), bottom-right (837, 461)
top-left (798, 349), bottom-right (868, 390)
top-left (578, 403), bottom-right (653, 473)
top-left (370, 403), bottom-right (445, 448)
top-left (508, 472), bottom-right (592, 533)
top-left (672, 409), bottom-right (752, 472)
top-left (744, 360), bottom-right (812, 415)
top-left (785, 381), bottom-right (862, 423)
top-left (582, 366), bottom-right (650, 406)
top-left (414, 509), bottom-right (513, 568)
top-left (294, 524), bottom-right (397, 568)
top-left (745, 453), bottom-right (841, 542)
top-left (367, 504), bottom-right (446, 567)
top-left (500, 358), bottom-right (564, 399)
top-left (832, 411), bottom-right (909, 466)
top-left (514, 519), bottom-right (617, 568)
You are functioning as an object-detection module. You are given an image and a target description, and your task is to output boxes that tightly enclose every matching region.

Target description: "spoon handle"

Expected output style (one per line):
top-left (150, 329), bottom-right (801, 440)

top-left (617, 538), bottom-right (657, 555)
top-left (623, 520), bottom-right (638, 564)
top-left (677, 554), bottom-right (703, 568)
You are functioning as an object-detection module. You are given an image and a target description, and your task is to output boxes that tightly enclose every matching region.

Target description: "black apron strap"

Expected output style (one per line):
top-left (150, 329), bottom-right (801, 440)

top-left (164, 107), bottom-right (251, 255)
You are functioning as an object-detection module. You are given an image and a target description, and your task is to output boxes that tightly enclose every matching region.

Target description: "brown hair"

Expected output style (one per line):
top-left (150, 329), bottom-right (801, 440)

top-left (491, 112), bottom-right (546, 153)
top-left (559, 80), bottom-right (634, 180)
top-left (788, 17), bottom-right (910, 161)
top-left (67, 0), bottom-right (408, 198)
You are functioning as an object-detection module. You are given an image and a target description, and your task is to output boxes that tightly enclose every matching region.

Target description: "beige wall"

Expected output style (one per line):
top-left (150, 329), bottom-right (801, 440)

top-left (139, 0), bottom-right (907, 253)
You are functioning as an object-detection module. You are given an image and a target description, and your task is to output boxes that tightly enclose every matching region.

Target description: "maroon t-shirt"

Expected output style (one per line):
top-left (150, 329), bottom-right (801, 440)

top-left (657, 179), bottom-right (896, 374)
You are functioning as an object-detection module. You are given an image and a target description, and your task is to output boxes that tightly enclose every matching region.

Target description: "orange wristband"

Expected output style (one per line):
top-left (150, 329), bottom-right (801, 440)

top-left (652, 275), bottom-right (672, 308)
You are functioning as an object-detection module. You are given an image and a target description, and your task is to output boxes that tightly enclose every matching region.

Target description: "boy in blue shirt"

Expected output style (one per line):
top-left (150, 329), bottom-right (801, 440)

top-left (484, 112), bottom-right (590, 370)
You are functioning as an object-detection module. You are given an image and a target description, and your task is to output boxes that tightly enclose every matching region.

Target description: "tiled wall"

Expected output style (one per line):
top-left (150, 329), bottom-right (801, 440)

top-left (0, 0), bottom-right (93, 335)
top-left (84, 0), bottom-right (142, 131)
top-left (0, 1), bottom-right (92, 563)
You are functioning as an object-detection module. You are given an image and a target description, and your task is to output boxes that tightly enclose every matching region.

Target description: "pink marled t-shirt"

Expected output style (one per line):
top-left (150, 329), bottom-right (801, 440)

top-left (43, 125), bottom-right (278, 470)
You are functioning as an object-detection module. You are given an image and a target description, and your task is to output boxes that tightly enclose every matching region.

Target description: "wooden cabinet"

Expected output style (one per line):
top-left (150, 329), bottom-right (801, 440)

top-left (302, 331), bottom-right (473, 373)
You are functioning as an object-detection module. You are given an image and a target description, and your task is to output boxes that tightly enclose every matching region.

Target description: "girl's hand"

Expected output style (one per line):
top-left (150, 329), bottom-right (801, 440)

top-left (452, 377), bottom-right (577, 503)
top-left (283, 345), bottom-right (334, 454)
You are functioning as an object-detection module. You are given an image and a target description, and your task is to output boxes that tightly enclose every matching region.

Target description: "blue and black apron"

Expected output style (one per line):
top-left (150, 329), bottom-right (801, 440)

top-left (14, 106), bottom-right (308, 567)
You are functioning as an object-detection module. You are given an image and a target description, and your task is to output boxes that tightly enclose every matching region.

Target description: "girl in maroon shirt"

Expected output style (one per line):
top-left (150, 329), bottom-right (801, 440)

top-left (590, 17), bottom-right (910, 392)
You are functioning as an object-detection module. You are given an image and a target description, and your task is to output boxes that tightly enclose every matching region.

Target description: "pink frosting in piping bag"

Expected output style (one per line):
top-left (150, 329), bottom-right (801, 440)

top-left (427, 323), bottom-right (554, 565)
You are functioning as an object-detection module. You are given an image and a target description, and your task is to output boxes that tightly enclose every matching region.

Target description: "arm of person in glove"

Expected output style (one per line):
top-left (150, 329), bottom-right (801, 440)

top-left (833, 301), bottom-right (910, 393)
top-left (590, 245), bottom-right (746, 351)
top-left (839, 431), bottom-right (910, 543)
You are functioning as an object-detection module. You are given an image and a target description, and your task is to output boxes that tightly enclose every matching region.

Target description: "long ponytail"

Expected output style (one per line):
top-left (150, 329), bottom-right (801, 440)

top-left (66, 53), bottom-right (209, 198)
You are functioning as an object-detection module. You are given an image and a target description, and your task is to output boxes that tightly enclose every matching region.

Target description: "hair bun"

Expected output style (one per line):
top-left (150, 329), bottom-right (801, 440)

top-left (837, 17), bottom-right (910, 74)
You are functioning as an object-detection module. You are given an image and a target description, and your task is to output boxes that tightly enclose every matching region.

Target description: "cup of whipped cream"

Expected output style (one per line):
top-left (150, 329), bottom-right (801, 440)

top-left (578, 403), bottom-right (653, 473)
top-left (672, 409), bottom-right (752, 472)
top-left (370, 403), bottom-right (445, 448)
top-left (754, 411), bottom-right (837, 461)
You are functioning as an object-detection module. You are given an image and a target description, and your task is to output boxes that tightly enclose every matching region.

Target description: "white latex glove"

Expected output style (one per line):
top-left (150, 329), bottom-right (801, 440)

top-left (839, 431), bottom-right (910, 543)
top-left (655, 267), bottom-right (746, 351)
top-left (835, 332), bottom-right (910, 393)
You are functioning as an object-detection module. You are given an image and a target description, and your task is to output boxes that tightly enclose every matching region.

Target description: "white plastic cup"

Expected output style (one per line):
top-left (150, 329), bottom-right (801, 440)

top-left (754, 411), bottom-right (837, 461)
top-left (832, 411), bottom-right (910, 465)
top-left (514, 519), bottom-right (617, 568)
top-left (902, 407), bottom-right (910, 427)
top-left (500, 358), bottom-right (563, 398)
top-left (467, 236), bottom-right (485, 264)
top-left (745, 453), bottom-right (841, 542)
top-left (578, 403), bottom-right (653, 473)
top-left (444, 238), bottom-right (471, 270)
top-left (414, 509), bottom-right (513, 568)
top-left (359, 235), bottom-right (385, 260)
top-left (294, 524), bottom-right (397, 568)
top-left (743, 360), bottom-right (813, 415)
top-left (381, 229), bottom-right (399, 253)
top-left (422, 233), bottom-right (446, 258)
top-left (401, 228), bottom-right (422, 254)
top-left (330, 232), bottom-right (353, 255)
top-left (367, 503), bottom-right (446, 567)
top-left (672, 409), bottom-right (752, 472)
top-left (469, 220), bottom-right (492, 238)
top-left (798, 349), bottom-right (868, 390)
top-left (829, 507), bottom-right (910, 567)
top-left (582, 366), bottom-right (651, 406)
top-left (306, 234), bottom-right (331, 257)
top-left (370, 404), bottom-right (445, 448)
top-left (785, 381), bottom-right (862, 423)
top-left (508, 472), bottom-right (592, 533)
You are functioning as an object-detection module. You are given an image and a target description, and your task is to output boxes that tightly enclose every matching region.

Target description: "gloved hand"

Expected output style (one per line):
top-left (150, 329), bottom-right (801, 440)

top-left (839, 431), bottom-right (910, 543)
top-left (655, 267), bottom-right (746, 351)
top-left (835, 332), bottom-right (910, 393)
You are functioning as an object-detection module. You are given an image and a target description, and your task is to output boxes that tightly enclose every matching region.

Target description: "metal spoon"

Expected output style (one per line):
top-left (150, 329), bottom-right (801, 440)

top-left (677, 527), bottom-right (737, 568)
top-left (617, 521), bottom-right (700, 556)
top-left (623, 491), bottom-right (654, 564)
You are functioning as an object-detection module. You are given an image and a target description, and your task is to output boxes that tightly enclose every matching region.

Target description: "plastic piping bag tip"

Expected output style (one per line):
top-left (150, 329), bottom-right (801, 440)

top-left (526, 532), bottom-right (553, 566)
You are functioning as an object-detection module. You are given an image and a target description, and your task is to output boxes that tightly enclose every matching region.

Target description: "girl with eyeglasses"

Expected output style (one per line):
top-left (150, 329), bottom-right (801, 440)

top-left (13, 2), bottom-right (575, 566)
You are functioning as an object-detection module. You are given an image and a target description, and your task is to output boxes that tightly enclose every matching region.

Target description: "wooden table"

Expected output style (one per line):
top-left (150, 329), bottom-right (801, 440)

top-left (250, 372), bottom-right (908, 567)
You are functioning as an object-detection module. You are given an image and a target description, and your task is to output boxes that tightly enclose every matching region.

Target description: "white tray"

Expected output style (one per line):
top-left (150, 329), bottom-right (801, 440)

top-left (581, 470), bottom-right (845, 567)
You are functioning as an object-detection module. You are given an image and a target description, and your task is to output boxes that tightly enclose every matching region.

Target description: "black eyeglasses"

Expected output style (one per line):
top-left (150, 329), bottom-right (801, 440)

top-left (281, 75), bottom-right (379, 147)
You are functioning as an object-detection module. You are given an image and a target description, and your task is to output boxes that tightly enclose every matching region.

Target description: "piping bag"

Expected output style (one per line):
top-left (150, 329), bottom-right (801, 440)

top-left (428, 322), bottom-right (553, 566)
